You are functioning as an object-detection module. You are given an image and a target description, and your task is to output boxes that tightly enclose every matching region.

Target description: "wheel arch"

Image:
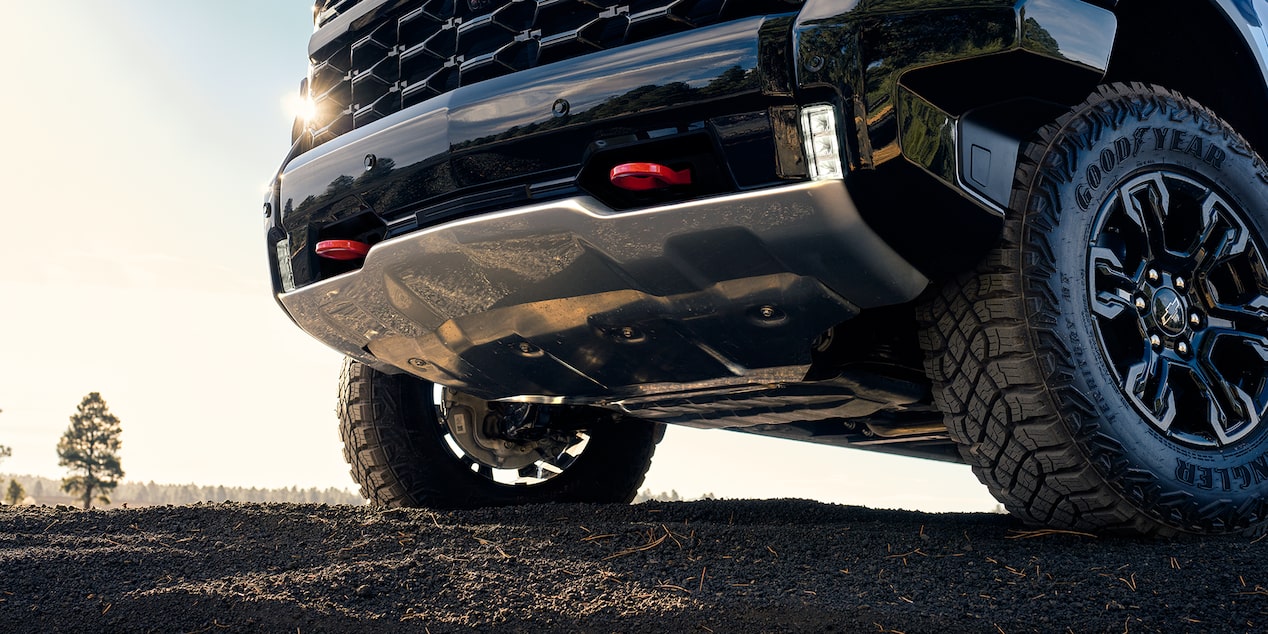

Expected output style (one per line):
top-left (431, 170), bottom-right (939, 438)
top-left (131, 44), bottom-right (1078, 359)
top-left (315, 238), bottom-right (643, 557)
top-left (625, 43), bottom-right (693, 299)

top-left (871, 0), bottom-right (1268, 280)
top-left (1106, 0), bottom-right (1268, 160)
top-left (840, 0), bottom-right (1122, 279)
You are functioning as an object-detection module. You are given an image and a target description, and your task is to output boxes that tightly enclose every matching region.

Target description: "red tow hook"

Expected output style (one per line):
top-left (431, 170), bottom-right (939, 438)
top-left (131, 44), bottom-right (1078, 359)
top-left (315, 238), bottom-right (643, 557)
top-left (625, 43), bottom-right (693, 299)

top-left (609, 162), bottom-right (693, 191)
top-left (315, 239), bottom-right (372, 261)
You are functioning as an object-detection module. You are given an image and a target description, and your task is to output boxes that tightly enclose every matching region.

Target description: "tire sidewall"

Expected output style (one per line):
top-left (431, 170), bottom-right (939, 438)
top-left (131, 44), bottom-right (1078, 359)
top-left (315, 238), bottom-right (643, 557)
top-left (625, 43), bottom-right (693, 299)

top-left (1034, 89), bottom-right (1268, 530)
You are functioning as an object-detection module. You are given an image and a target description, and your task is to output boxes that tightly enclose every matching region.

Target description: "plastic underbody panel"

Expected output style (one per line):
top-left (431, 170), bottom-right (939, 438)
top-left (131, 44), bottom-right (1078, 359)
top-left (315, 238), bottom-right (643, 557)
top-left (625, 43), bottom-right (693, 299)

top-left (278, 180), bottom-right (929, 402)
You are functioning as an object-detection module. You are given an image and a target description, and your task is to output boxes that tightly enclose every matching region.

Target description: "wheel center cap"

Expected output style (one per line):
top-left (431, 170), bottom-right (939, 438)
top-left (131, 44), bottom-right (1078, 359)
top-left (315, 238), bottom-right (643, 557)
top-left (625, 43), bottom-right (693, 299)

top-left (1152, 287), bottom-right (1187, 335)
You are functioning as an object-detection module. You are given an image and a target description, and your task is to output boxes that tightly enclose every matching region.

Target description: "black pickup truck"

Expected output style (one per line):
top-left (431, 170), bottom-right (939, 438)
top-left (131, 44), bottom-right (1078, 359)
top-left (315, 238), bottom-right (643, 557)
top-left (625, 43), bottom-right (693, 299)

top-left (265, 0), bottom-right (1268, 536)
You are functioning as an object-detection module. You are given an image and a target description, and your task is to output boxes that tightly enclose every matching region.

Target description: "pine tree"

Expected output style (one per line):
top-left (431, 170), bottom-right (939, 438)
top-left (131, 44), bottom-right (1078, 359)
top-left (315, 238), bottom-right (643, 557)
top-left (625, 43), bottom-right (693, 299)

top-left (5, 479), bottom-right (25, 505)
top-left (57, 392), bottom-right (125, 509)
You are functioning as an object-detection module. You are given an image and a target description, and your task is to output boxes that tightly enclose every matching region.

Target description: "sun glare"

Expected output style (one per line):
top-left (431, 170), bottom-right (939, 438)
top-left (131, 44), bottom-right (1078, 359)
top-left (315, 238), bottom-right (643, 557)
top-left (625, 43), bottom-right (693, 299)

top-left (282, 92), bottom-right (316, 124)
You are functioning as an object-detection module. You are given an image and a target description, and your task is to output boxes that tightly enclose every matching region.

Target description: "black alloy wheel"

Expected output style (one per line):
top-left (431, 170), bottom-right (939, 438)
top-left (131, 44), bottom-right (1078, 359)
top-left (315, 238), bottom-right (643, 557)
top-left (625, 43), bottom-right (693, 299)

top-left (1088, 170), bottom-right (1268, 449)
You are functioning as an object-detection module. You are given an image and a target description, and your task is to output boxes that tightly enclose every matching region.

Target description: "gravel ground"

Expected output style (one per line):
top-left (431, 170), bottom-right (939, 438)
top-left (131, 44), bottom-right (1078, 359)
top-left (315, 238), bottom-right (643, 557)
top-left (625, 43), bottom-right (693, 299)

top-left (1, 500), bottom-right (1266, 633)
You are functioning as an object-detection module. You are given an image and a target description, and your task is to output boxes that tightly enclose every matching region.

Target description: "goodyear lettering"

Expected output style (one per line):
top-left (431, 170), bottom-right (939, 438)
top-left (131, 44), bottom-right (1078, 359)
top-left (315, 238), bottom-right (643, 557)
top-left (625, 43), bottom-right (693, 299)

top-left (1075, 128), bottom-right (1228, 211)
top-left (1178, 455), bottom-right (1268, 490)
top-left (1086, 163), bottom-right (1103, 190)
top-left (1100, 148), bottom-right (1117, 172)
top-left (1115, 137), bottom-right (1133, 163)
top-left (1169, 130), bottom-right (1189, 152)
top-left (1205, 145), bottom-right (1227, 169)
top-left (1076, 184), bottom-right (1095, 210)
top-left (1144, 128), bottom-right (1226, 170)
top-left (1184, 135), bottom-right (1205, 160)
top-left (1132, 127), bottom-right (1152, 156)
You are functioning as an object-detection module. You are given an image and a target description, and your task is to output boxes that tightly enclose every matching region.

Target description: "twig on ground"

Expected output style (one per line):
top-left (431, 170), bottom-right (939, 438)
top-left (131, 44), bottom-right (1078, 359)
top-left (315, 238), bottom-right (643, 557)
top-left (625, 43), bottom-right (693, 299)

top-left (1005, 529), bottom-right (1097, 539)
top-left (604, 532), bottom-right (667, 560)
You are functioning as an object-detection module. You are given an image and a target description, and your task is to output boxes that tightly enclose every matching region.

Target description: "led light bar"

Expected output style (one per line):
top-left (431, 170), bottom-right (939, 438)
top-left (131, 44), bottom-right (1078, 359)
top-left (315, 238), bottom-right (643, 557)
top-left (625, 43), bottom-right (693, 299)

top-left (276, 237), bottom-right (296, 292)
top-left (800, 105), bottom-right (843, 180)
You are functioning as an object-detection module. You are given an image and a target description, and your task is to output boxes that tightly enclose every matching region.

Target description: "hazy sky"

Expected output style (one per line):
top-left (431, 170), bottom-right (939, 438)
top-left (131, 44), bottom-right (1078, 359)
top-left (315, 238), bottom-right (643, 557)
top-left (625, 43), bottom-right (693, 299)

top-left (0, 1), bottom-right (997, 512)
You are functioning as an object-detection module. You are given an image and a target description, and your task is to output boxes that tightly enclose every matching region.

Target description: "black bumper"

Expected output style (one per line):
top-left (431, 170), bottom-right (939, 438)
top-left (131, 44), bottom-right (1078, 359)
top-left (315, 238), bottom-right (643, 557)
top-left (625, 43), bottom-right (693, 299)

top-left (270, 15), bottom-right (804, 292)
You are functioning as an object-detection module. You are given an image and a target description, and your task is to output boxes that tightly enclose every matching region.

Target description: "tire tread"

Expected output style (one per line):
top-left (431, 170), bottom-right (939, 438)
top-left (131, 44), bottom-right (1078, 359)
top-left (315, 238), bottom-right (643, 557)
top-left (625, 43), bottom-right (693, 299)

top-left (338, 359), bottom-right (659, 509)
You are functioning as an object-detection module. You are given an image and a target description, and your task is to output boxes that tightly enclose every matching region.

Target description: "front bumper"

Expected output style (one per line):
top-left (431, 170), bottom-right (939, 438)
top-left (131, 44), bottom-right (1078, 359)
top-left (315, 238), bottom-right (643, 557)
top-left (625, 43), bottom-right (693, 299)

top-left (270, 15), bottom-right (804, 292)
top-left (278, 179), bottom-right (928, 402)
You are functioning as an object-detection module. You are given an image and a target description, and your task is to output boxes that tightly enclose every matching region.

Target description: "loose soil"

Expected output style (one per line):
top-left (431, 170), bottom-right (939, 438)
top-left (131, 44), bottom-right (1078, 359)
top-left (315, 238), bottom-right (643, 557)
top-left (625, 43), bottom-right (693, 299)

top-left (1, 500), bottom-right (1265, 632)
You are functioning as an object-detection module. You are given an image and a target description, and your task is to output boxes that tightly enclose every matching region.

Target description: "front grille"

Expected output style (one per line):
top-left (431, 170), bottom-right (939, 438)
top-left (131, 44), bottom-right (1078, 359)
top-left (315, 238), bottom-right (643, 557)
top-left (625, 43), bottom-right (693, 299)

top-left (306, 0), bottom-right (802, 147)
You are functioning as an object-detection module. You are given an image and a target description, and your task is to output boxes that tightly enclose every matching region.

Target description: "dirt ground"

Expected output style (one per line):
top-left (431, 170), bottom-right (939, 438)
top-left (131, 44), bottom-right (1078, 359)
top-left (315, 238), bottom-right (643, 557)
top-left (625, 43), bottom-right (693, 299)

top-left (1, 500), bottom-right (1265, 633)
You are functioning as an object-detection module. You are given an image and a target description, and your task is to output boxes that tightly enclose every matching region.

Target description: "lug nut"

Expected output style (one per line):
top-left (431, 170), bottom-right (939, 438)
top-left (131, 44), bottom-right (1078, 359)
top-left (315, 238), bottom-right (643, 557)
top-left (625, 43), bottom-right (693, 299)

top-left (1149, 334), bottom-right (1162, 349)
top-left (1148, 269), bottom-right (1160, 283)
top-left (1177, 340), bottom-right (1190, 356)
top-left (1135, 297), bottom-right (1147, 311)
top-left (1190, 313), bottom-right (1201, 327)
top-left (1175, 277), bottom-right (1186, 290)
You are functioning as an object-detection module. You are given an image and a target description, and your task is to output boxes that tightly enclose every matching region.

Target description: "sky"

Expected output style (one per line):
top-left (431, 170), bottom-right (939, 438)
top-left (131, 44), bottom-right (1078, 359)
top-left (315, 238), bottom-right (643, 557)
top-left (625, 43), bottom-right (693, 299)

top-left (0, 1), bottom-right (998, 513)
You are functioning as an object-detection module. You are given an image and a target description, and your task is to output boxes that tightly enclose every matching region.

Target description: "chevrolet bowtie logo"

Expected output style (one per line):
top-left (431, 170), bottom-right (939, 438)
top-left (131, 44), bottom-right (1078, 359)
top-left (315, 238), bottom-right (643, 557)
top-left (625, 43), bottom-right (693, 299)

top-left (1162, 297), bottom-right (1183, 328)
top-left (1153, 288), bottom-right (1187, 334)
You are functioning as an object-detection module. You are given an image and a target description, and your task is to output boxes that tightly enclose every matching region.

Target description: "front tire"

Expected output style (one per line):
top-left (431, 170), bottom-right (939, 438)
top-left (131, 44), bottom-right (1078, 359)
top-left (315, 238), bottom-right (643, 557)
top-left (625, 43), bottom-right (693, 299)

top-left (338, 359), bottom-right (660, 508)
top-left (920, 83), bottom-right (1268, 536)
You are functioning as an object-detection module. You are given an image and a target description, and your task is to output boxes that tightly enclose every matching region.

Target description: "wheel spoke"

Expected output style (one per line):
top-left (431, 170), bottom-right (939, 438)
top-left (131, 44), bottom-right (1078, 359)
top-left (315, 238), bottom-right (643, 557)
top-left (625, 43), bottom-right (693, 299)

top-left (1208, 297), bottom-right (1268, 336)
top-left (1119, 174), bottom-right (1170, 259)
top-left (1123, 349), bottom-right (1177, 431)
top-left (1194, 225), bottom-right (1248, 278)
top-left (1196, 365), bottom-right (1260, 447)
top-left (1189, 336), bottom-right (1265, 445)
top-left (1090, 246), bottom-right (1137, 320)
top-left (1093, 288), bottom-right (1136, 320)
top-left (1185, 190), bottom-right (1225, 260)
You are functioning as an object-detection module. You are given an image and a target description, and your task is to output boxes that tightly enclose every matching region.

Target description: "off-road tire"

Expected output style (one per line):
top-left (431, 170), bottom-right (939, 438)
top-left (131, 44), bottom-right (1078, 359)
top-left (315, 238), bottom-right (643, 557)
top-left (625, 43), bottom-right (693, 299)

top-left (918, 83), bottom-right (1268, 536)
top-left (338, 359), bottom-right (659, 508)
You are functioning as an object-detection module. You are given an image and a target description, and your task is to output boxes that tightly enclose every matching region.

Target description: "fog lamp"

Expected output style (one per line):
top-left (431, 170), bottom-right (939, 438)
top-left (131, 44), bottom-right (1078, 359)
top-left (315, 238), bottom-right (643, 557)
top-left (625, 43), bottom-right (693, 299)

top-left (800, 105), bottom-right (843, 180)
